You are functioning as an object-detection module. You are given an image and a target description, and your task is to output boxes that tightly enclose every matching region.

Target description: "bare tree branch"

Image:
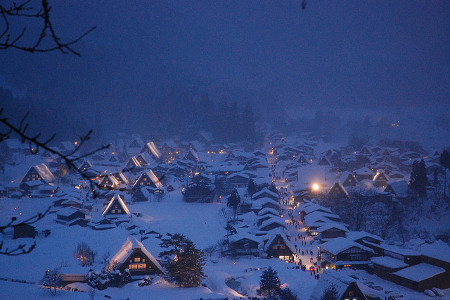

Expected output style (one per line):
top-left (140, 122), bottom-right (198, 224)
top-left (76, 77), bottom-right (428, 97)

top-left (0, 108), bottom-right (111, 195)
top-left (0, 0), bottom-right (96, 56)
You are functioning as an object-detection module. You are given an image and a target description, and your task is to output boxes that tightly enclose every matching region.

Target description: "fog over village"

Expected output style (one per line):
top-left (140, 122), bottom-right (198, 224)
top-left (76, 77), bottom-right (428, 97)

top-left (0, 1), bottom-right (449, 299)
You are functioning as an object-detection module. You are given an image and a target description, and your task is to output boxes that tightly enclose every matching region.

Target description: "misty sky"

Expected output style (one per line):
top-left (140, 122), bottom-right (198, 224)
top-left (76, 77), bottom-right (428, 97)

top-left (0, 0), bottom-right (449, 112)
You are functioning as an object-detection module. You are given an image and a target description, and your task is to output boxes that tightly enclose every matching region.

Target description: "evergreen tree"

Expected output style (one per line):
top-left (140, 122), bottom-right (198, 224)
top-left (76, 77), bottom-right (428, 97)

top-left (279, 287), bottom-right (298, 300)
top-left (409, 159), bottom-right (428, 196)
top-left (321, 285), bottom-right (339, 300)
top-left (247, 178), bottom-right (257, 199)
top-left (227, 189), bottom-right (241, 220)
top-left (257, 266), bottom-right (281, 298)
top-left (159, 234), bottom-right (206, 287)
top-left (224, 223), bottom-right (237, 242)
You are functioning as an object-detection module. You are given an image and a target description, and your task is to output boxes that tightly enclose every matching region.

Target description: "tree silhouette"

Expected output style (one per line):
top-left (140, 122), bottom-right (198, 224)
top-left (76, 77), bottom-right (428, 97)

top-left (0, 0), bottom-right (95, 56)
top-left (257, 266), bottom-right (281, 298)
top-left (227, 189), bottom-right (241, 220)
top-left (409, 159), bottom-right (429, 197)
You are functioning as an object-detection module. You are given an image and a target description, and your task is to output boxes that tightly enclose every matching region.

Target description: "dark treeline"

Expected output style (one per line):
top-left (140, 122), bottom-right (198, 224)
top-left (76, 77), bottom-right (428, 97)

top-left (0, 87), bottom-right (263, 147)
top-left (0, 87), bottom-right (91, 142)
top-left (145, 88), bottom-right (263, 146)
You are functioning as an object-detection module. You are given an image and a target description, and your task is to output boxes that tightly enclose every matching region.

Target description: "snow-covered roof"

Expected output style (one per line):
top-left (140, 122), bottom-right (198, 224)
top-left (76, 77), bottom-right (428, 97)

top-left (258, 217), bottom-right (286, 230)
top-left (370, 256), bottom-right (408, 269)
top-left (310, 270), bottom-right (361, 300)
top-left (345, 231), bottom-right (383, 243)
top-left (102, 194), bottom-right (131, 216)
top-left (108, 237), bottom-right (163, 273)
top-left (420, 241), bottom-right (450, 263)
top-left (304, 211), bottom-right (340, 224)
top-left (257, 207), bottom-right (279, 216)
top-left (392, 263), bottom-right (445, 282)
top-left (252, 197), bottom-right (280, 209)
top-left (34, 164), bottom-right (56, 183)
top-left (317, 223), bottom-right (348, 233)
top-left (253, 188), bottom-right (278, 199)
top-left (302, 203), bottom-right (332, 215)
top-left (263, 232), bottom-right (296, 254)
top-left (321, 237), bottom-right (373, 255)
top-left (229, 233), bottom-right (261, 244)
top-left (145, 142), bottom-right (162, 159)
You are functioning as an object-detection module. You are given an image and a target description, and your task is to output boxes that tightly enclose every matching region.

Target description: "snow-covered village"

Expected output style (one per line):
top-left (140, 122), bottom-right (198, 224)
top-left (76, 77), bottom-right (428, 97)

top-left (0, 1), bottom-right (449, 300)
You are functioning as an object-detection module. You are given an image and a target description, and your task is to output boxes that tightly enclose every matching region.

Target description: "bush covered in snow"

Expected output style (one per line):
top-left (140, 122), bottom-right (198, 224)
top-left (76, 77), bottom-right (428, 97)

top-left (87, 269), bottom-right (132, 290)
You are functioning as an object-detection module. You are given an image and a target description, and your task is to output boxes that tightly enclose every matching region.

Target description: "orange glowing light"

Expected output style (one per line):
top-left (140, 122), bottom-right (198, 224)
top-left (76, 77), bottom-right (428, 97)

top-left (312, 184), bottom-right (319, 191)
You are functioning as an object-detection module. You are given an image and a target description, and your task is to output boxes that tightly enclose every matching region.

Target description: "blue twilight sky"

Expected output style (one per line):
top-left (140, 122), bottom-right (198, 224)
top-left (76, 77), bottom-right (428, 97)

top-left (0, 0), bottom-right (449, 112)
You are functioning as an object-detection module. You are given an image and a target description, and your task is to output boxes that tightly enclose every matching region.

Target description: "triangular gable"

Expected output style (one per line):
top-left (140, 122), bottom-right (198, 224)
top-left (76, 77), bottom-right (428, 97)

top-left (318, 156), bottom-right (331, 166)
top-left (342, 173), bottom-right (358, 187)
top-left (264, 233), bottom-right (296, 254)
top-left (184, 149), bottom-right (200, 163)
top-left (21, 164), bottom-right (55, 185)
top-left (360, 146), bottom-right (372, 155)
top-left (102, 194), bottom-right (130, 216)
top-left (108, 237), bottom-right (163, 273)
top-left (126, 157), bottom-right (142, 169)
top-left (133, 170), bottom-right (163, 189)
top-left (328, 182), bottom-right (349, 198)
top-left (99, 175), bottom-right (119, 189)
top-left (143, 142), bottom-right (162, 160)
top-left (297, 155), bottom-right (309, 164)
top-left (136, 154), bottom-right (149, 167)
top-left (373, 172), bottom-right (388, 182)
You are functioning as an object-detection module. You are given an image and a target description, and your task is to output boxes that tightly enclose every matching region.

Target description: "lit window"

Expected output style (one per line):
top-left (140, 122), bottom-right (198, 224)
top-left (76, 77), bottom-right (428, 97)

top-left (134, 257), bottom-right (141, 262)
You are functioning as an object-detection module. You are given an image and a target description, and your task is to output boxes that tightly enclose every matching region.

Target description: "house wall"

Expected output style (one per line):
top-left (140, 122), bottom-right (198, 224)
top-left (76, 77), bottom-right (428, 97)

top-left (321, 229), bottom-right (346, 239)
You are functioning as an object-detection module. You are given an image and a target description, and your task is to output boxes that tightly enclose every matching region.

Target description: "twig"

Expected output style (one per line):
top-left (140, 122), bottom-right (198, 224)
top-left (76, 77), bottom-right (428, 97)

top-left (0, 0), bottom-right (95, 56)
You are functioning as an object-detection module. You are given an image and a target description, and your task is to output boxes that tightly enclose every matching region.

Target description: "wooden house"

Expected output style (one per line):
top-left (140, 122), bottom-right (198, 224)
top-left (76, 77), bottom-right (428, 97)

top-left (310, 270), bottom-right (368, 300)
top-left (383, 181), bottom-right (409, 199)
top-left (253, 188), bottom-right (278, 201)
top-left (19, 164), bottom-right (55, 191)
top-left (132, 187), bottom-right (152, 202)
top-left (225, 234), bottom-right (260, 257)
top-left (320, 237), bottom-right (374, 270)
top-left (226, 173), bottom-right (249, 189)
top-left (99, 175), bottom-right (119, 190)
top-left (390, 263), bottom-right (447, 292)
top-left (133, 170), bottom-right (163, 190)
top-left (360, 145), bottom-right (372, 156)
top-left (354, 167), bottom-right (374, 182)
top-left (318, 223), bottom-right (348, 240)
top-left (125, 157), bottom-right (142, 172)
top-left (328, 182), bottom-right (349, 199)
top-left (183, 149), bottom-right (201, 163)
top-left (56, 208), bottom-right (88, 227)
top-left (102, 194), bottom-right (131, 217)
top-left (296, 155), bottom-right (309, 164)
top-left (342, 173), bottom-right (358, 187)
top-left (111, 172), bottom-right (129, 186)
top-left (264, 232), bottom-right (295, 262)
top-left (253, 198), bottom-right (281, 212)
top-left (13, 223), bottom-right (36, 239)
top-left (136, 154), bottom-right (149, 167)
top-left (108, 237), bottom-right (163, 276)
top-left (318, 156), bottom-right (331, 166)
top-left (345, 231), bottom-right (383, 247)
top-left (142, 141), bottom-right (163, 162)
top-left (373, 171), bottom-right (389, 188)
top-left (258, 218), bottom-right (286, 232)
